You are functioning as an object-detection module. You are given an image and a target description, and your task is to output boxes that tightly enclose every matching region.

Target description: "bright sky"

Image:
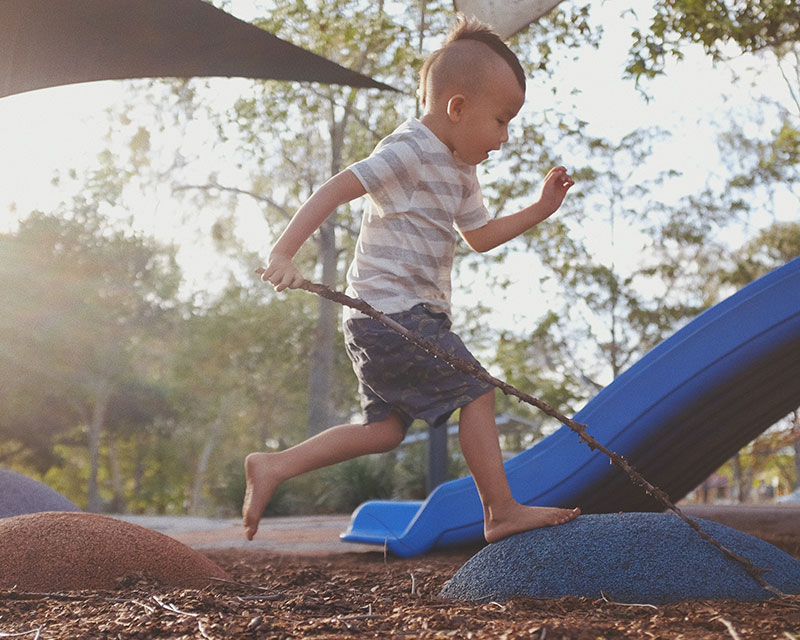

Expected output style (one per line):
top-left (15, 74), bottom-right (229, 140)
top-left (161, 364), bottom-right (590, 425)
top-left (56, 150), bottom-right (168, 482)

top-left (0, 0), bottom-right (793, 314)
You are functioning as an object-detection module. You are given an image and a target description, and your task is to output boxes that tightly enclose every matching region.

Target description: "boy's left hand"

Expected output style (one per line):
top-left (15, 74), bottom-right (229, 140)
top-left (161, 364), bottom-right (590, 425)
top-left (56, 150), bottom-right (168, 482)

top-left (538, 166), bottom-right (574, 216)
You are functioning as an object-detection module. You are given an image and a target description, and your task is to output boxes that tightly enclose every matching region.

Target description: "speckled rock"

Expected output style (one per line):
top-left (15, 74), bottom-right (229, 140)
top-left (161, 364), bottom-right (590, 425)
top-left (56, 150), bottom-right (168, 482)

top-left (0, 512), bottom-right (232, 591)
top-left (441, 512), bottom-right (800, 604)
top-left (0, 469), bottom-right (81, 518)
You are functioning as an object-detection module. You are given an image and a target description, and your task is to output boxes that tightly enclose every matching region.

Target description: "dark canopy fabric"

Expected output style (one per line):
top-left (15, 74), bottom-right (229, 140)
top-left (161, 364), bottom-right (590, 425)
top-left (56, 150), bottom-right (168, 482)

top-left (0, 0), bottom-right (396, 99)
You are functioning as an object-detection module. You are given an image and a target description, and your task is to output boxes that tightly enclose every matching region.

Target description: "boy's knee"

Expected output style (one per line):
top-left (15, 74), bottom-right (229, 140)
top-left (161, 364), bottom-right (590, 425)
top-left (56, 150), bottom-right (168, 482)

top-left (365, 417), bottom-right (405, 452)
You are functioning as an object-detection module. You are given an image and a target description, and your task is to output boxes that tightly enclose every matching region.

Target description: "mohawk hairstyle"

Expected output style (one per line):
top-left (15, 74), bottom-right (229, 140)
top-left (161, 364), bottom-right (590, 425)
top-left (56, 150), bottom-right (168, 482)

top-left (418, 13), bottom-right (526, 107)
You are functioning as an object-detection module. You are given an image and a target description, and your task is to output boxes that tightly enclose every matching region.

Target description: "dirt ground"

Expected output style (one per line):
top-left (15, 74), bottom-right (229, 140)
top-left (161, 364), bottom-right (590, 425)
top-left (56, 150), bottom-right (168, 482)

top-left (1, 511), bottom-right (799, 639)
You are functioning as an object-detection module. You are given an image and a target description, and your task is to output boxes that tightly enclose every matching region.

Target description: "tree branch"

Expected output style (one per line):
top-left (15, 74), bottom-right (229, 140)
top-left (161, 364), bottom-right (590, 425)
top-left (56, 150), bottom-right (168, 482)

top-left (173, 183), bottom-right (293, 221)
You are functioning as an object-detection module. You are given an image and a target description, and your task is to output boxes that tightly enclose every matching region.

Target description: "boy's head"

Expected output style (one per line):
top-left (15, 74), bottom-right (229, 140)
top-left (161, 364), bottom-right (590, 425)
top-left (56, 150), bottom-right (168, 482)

top-left (418, 14), bottom-right (525, 111)
top-left (418, 14), bottom-right (526, 165)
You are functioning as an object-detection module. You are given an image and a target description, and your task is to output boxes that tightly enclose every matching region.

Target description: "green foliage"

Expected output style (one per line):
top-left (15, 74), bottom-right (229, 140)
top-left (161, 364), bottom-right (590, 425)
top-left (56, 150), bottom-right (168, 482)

top-left (206, 1), bottom-right (457, 436)
top-left (393, 439), bottom-right (469, 501)
top-left (623, 2), bottom-right (800, 227)
top-left (230, 0), bottom-right (423, 194)
top-left (109, 423), bottom-right (192, 514)
top-left (217, 459), bottom-right (247, 515)
top-left (0, 202), bottom-right (354, 515)
top-left (493, 316), bottom-right (592, 432)
top-left (393, 441), bottom-right (428, 500)
top-left (719, 113), bottom-right (800, 205)
top-left (0, 207), bottom-right (180, 505)
top-left (4, 0), bottom-right (797, 518)
top-left (490, 127), bottom-right (729, 396)
top-left (715, 410), bottom-right (800, 501)
top-left (626, 0), bottom-right (800, 81)
top-left (316, 455), bottom-right (396, 512)
top-left (223, 455), bottom-right (397, 517)
top-left (724, 221), bottom-right (800, 285)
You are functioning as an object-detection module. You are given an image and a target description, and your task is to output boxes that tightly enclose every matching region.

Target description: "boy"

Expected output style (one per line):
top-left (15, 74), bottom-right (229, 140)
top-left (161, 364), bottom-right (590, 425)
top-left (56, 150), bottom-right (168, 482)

top-left (244, 14), bottom-right (578, 543)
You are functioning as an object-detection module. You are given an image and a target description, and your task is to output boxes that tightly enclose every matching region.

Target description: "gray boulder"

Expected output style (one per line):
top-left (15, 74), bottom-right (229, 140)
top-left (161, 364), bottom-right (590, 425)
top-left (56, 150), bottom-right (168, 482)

top-left (441, 512), bottom-right (800, 604)
top-left (0, 469), bottom-right (81, 518)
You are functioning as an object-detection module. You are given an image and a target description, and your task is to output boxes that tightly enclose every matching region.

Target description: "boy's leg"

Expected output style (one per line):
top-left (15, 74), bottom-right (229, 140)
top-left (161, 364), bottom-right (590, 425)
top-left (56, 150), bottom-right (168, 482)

top-left (458, 390), bottom-right (580, 543)
top-left (243, 413), bottom-right (405, 540)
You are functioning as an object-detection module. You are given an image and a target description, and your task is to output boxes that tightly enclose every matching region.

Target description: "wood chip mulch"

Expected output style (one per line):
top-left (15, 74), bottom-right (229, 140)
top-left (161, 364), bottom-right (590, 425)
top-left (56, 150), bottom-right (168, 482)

top-left (2, 544), bottom-right (800, 639)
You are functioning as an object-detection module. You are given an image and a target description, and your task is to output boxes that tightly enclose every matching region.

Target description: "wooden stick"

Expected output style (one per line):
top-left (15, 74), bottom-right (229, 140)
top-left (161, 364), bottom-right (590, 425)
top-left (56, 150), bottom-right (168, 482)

top-left (299, 279), bottom-right (782, 596)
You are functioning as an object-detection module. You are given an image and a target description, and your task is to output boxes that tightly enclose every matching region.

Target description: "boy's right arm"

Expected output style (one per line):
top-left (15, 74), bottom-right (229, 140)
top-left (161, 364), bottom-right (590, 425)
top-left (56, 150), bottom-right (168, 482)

top-left (259, 169), bottom-right (366, 292)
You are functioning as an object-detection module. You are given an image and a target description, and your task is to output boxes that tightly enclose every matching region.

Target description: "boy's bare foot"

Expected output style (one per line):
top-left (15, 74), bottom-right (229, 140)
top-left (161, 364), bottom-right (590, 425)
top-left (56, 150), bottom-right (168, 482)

top-left (242, 452), bottom-right (280, 540)
top-left (484, 503), bottom-right (580, 544)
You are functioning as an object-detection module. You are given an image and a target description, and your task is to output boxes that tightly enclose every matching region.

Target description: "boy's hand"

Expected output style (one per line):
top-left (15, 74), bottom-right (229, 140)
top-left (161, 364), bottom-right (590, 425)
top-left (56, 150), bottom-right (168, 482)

top-left (538, 166), bottom-right (574, 217)
top-left (461, 166), bottom-right (575, 252)
top-left (256, 254), bottom-right (305, 292)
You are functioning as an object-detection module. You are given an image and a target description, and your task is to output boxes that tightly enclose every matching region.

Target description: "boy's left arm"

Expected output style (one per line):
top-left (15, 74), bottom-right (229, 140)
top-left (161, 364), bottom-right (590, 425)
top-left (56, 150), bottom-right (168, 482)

top-left (461, 166), bottom-right (574, 253)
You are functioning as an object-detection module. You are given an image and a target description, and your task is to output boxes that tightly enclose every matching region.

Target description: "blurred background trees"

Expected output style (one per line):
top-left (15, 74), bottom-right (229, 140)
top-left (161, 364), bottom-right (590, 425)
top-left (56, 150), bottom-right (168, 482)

top-left (0, 0), bottom-right (797, 514)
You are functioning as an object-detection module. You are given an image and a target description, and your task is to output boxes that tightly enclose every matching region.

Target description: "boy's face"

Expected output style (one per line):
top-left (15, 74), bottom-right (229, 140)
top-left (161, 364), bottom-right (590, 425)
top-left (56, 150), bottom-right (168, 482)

top-left (449, 66), bottom-right (525, 165)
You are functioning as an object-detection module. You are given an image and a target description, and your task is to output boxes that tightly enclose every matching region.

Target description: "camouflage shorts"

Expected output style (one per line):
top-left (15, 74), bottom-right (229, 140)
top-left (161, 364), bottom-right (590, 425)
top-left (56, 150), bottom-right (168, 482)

top-left (343, 304), bottom-right (494, 432)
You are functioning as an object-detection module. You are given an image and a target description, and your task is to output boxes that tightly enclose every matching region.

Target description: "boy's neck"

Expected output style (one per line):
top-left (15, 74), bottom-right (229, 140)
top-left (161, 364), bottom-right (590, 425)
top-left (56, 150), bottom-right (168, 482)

top-left (420, 112), bottom-right (456, 154)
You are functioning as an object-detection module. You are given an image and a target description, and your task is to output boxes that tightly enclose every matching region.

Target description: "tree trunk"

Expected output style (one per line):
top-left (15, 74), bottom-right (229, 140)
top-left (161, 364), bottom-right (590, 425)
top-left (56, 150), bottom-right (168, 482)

top-left (106, 431), bottom-right (126, 512)
top-left (794, 439), bottom-right (800, 489)
top-left (87, 380), bottom-right (111, 513)
top-left (190, 416), bottom-right (223, 515)
top-left (732, 453), bottom-right (744, 503)
top-left (306, 217), bottom-right (338, 436)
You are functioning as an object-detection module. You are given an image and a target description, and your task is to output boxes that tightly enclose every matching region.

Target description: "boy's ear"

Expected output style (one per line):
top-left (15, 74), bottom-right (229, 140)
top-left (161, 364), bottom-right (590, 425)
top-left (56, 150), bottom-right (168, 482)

top-left (446, 94), bottom-right (466, 122)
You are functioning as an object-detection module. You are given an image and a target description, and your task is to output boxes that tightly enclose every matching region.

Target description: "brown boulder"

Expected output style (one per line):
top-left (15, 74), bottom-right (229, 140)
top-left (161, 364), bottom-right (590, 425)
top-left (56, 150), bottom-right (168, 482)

top-left (0, 512), bottom-right (232, 591)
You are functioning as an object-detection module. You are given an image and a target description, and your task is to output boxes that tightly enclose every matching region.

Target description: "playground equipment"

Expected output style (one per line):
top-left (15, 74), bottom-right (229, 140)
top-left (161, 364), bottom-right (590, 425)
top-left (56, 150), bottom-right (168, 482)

top-left (341, 257), bottom-right (800, 557)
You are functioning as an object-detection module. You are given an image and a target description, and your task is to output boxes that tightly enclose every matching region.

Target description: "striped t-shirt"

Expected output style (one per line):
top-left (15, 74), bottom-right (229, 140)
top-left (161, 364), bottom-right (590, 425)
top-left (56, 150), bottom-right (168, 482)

top-left (344, 119), bottom-right (490, 319)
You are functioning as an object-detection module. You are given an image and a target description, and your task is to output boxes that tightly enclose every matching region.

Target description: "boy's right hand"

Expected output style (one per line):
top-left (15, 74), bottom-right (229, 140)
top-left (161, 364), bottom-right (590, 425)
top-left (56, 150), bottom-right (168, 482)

top-left (256, 254), bottom-right (305, 292)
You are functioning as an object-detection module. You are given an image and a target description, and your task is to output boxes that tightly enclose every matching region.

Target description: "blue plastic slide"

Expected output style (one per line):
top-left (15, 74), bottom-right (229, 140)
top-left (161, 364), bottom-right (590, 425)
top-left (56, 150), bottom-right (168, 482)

top-left (341, 257), bottom-right (800, 557)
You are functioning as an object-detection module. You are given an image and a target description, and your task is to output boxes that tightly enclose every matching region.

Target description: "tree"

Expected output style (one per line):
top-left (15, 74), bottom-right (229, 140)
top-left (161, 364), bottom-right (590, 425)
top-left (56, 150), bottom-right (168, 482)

top-left (217, 1), bottom-right (424, 435)
top-left (0, 206), bottom-right (180, 511)
top-left (163, 283), bottom-right (327, 514)
top-left (717, 221), bottom-right (800, 501)
top-left (488, 124), bottom-right (734, 428)
top-left (724, 221), bottom-right (800, 284)
top-left (625, 1), bottom-right (800, 82)
top-left (626, 1), bottom-right (800, 223)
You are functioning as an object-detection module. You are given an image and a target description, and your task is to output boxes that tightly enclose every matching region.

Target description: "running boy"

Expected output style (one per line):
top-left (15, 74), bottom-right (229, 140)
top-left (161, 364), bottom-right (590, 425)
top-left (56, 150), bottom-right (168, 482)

top-left (244, 14), bottom-right (579, 543)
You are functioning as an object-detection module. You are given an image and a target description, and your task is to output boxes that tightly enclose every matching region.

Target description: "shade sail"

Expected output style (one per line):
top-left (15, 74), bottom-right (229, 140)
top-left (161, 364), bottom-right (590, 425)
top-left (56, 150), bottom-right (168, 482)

top-left (0, 0), bottom-right (397, 99)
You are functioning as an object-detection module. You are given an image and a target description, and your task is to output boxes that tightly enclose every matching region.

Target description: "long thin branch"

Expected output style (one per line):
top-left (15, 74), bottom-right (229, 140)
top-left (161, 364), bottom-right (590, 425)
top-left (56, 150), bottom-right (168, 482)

top-left (775, 46), bottom-right (800, 116)
top-left (173, 183), bottom-right (293, 220)
top-left (297, 279), bottom-right (783, 596)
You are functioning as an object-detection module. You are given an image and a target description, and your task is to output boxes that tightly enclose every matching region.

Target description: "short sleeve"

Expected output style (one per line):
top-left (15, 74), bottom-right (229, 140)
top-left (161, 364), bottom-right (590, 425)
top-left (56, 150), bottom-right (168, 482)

top-left (454, 169), bottom-right (490, 232)
top-left (349, 142), bottom-right (419, 217)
